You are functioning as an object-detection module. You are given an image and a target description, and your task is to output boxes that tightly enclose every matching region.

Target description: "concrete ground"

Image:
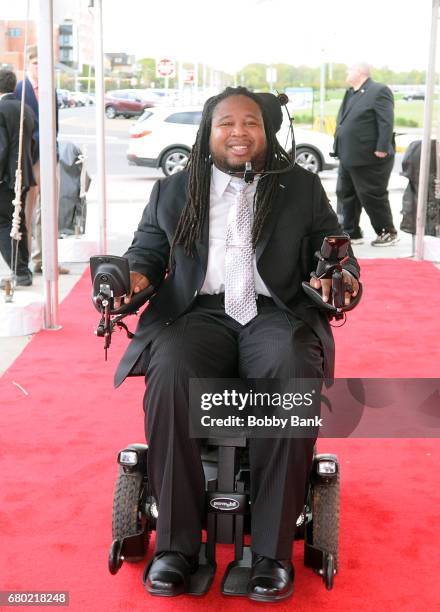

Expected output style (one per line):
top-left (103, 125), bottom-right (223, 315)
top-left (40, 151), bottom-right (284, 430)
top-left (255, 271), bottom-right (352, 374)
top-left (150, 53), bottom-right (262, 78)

top-left (0, 167), bottom-right (433, 376)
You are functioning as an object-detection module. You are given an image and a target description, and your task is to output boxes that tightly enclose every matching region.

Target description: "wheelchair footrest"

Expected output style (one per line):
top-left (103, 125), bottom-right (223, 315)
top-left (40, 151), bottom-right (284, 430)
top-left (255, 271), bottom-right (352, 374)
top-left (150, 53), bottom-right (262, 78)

top-left (109, 532), bottom-right (146, 575)
top-left (142, 543), bottom-right (216, 596)
top-left (304, 542), bottom-right (325, 571)
top-left (121, 531), bottom-right (146, 559)
top-left (221, 545), bottom-right (252, 596)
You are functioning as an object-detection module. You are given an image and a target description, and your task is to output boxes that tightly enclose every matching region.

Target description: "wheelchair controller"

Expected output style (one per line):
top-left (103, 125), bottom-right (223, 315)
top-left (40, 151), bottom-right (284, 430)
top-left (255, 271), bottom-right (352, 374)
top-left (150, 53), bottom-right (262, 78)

top-left (90, 255), bottom-right (153, 359)
top-left (90, 255), bottom-right (341, 594)
top-left (302, 235), bottom-right (362, 320)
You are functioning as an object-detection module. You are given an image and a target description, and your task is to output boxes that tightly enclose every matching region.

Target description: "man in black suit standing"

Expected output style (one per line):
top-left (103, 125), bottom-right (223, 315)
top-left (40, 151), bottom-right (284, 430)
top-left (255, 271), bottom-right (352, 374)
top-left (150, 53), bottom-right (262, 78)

top-left (115, 87), bottom-right (360, 601)
top-left (333, 62), bottom-right (399, 246)
top-left (0, 69), bottom-right (35, 286)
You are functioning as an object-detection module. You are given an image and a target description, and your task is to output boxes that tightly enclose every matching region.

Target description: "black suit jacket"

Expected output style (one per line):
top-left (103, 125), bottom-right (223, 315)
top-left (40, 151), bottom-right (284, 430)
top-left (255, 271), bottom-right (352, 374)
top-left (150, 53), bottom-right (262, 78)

top-left (114, 166), bottom-right (360, 388)
top-left (0, 93), bottom-right (36, 190)
top-left (333, 78), bottom-right (395, 167)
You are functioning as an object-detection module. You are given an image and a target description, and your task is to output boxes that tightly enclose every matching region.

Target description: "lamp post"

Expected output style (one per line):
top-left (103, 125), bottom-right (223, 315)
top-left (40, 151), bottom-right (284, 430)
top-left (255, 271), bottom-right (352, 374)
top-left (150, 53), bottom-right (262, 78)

top-left (38, 0), bottom-right (60, 329)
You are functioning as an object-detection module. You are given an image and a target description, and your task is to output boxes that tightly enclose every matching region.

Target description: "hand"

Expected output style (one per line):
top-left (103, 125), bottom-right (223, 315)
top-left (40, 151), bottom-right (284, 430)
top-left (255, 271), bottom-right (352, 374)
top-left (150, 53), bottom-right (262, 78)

top-left (113, 272), bottom-right (150, 309)
top-left (310, 270), bottom-right (359, 306)
top-left (374, 151), bottom-right (388, 158)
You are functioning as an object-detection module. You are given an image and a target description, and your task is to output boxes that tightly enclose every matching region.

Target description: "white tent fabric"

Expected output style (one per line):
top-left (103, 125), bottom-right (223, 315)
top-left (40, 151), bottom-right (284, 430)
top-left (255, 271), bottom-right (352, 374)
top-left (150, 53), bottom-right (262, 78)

top-left (415, 0), bottom-right (440, 259)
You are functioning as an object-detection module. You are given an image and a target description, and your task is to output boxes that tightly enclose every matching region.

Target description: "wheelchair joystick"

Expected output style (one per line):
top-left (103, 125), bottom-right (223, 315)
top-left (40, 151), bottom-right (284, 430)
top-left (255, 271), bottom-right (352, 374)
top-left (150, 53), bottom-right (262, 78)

top-left (302, 236), bottom-right (362, 321)
top-left (90, 255), bottom-right (153, 360)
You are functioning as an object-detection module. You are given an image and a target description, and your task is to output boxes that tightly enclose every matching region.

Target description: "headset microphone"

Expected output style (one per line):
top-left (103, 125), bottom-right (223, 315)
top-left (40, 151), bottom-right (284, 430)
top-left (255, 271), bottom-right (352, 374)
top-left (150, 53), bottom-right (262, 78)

top-left (243, 161), bottom-right (254, 184)
top-left (226, 160), bottom-right (297, 183)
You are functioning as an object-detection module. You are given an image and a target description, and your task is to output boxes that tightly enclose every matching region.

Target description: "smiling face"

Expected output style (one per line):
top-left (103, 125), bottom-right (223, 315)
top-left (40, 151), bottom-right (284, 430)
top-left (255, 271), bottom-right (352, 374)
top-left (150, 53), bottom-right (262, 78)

top-left (209, 94), bottom-right (267, 173)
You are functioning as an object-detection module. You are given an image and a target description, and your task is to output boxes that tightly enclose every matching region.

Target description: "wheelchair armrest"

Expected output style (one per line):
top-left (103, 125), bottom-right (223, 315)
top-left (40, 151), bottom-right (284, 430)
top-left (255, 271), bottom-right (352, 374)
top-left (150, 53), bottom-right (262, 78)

top-left (302, 281), bottom-right (363, 316)
top-left (107, 286), bottom-right (155, 316)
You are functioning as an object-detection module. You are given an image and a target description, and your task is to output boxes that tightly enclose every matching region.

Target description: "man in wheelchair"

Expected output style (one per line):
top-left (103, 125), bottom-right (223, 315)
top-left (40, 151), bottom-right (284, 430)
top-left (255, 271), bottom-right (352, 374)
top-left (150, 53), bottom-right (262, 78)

top-left (111, 87), bottom-right (360, 602)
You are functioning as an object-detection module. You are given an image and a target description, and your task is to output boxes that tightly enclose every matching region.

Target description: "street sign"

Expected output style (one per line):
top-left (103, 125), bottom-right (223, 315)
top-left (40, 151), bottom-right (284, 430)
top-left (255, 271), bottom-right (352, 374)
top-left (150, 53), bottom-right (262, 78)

top-left (285, 87), bottom-right (313, 109)
top-left (156, 58), bottom-right (176, 78)
top-left (183, 69), bottom-right (194, 84)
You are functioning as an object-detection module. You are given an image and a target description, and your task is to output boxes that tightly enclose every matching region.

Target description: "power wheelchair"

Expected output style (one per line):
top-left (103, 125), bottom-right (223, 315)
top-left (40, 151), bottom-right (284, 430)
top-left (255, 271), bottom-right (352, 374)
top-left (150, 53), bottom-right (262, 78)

top-left (91, 238), bottom-right (360, 595)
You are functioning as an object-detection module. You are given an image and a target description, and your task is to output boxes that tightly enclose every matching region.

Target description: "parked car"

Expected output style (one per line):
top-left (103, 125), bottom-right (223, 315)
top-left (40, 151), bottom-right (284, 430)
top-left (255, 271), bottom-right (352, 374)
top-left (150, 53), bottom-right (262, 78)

top-left (126, 106), bottom-right (338, 176)
top-left (57, 90), bottom-right (66, 108)
top-left (57, 89), bottom-right (76, 108)
top-left (70, 91), bottom-right (89, 107)
top-left (402, 90), bottom-right (425, 101)
top-left (104, 89), bottom-right (157, 119)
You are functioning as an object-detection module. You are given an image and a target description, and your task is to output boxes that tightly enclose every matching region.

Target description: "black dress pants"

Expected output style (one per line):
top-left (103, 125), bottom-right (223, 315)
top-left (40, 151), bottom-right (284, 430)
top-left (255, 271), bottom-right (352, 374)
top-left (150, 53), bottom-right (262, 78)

top-left (0, 183), bottom-right (30, 276)
top-left (143, 298), bottom-right (325, 560)
top-left (336, 156), bottom-right (396, 237)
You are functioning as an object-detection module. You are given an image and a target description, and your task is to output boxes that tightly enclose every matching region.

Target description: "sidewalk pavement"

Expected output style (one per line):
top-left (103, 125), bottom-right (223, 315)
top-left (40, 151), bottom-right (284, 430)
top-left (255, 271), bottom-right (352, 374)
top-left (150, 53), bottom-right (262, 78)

top-left (0, 169), bottom-right (430, 375)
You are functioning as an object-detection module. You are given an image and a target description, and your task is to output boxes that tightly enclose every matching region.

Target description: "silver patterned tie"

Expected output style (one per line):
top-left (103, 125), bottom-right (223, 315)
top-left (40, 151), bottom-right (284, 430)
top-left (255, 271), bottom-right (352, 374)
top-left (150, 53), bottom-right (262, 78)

top-left (224, 180), bottom-right (258, 325)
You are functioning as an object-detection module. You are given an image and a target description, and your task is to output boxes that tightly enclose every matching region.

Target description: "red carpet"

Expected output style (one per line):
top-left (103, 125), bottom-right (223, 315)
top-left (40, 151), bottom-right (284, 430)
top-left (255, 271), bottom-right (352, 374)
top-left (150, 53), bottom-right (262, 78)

top-left (1, 259), bottom-right (440, 611)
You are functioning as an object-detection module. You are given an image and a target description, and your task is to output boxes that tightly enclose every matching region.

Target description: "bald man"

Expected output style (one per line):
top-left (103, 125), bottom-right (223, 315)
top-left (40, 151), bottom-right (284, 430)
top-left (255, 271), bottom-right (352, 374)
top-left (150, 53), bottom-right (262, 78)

top-left (333, 62), bottom-right (399, 246)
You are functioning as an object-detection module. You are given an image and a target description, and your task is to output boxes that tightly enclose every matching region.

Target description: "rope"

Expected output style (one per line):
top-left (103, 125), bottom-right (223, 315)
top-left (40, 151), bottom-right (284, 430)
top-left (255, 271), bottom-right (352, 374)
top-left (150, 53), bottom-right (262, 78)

top-left (8, 0), bottom-right (31, 286)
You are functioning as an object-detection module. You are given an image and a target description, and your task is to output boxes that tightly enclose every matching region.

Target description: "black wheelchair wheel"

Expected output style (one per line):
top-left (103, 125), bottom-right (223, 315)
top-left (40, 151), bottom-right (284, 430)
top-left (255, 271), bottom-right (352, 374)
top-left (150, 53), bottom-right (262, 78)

top-left (311, 470), bottom-right (340, 572)
top-left (324, 552), bottom-right (335, 590)
top-left (108, 539), bottom-right (123, 575)
top-left (112, 470), bottom-right (150, 562)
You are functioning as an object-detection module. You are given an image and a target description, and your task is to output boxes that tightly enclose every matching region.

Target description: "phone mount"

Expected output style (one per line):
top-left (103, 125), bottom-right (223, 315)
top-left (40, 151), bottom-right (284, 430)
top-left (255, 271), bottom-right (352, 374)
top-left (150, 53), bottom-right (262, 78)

top-left (302, 236), bottom-right (362, 320)
top-left (90, 255), bottom-right (153, 359)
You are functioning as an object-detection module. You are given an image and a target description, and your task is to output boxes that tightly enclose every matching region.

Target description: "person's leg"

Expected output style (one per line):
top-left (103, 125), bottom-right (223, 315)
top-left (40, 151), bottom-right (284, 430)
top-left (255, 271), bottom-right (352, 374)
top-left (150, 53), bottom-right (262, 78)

top-left (25, 161), bottom-right (39, 267)
top-left (349, 158), bottom-right (397, 236)
top-left (336, 164), bottom-right (363, 239)
top-left (239, 307), bottom-right (324, 560)
top-left (145, 309), bottom-right (238, 556)
top-left (0, 185), bottom-right (31, 279)
top-left (0, 184), bottom-right (14, 270)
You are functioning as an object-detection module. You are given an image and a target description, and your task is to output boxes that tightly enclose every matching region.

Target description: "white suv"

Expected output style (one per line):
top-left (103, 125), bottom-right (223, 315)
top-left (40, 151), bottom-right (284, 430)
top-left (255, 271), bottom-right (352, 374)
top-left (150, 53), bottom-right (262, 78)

top-left (127, 106), bottom-right (337, 176)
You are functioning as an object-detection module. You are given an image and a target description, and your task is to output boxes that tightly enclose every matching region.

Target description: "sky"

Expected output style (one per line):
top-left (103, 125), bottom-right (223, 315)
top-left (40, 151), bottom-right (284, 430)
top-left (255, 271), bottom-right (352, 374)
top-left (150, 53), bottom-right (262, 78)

top-left (104, 0), bottom-right (434, 72)
top-left (3, 0), bottom-right (435, 73)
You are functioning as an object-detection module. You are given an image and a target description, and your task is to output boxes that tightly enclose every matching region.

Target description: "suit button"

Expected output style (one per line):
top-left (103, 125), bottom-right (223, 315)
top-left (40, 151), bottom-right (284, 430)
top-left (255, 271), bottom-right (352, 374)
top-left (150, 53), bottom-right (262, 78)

top-left (165, 320), bottom-right (172, 326)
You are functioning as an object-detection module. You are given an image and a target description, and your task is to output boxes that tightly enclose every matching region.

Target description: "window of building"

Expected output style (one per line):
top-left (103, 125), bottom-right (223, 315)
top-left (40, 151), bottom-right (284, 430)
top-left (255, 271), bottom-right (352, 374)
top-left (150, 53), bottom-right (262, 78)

top-left (60, 49), bottom-right (73, 62)
top-left (60, 35), bottom-right (72, 46)
top-left (7, 28), bottom-right (22, 37)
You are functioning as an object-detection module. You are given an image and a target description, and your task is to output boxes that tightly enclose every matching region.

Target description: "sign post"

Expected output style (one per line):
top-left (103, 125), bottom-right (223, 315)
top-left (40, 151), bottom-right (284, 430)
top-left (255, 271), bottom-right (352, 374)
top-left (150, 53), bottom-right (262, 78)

top-left (156, 58), bottom-right (176, 91)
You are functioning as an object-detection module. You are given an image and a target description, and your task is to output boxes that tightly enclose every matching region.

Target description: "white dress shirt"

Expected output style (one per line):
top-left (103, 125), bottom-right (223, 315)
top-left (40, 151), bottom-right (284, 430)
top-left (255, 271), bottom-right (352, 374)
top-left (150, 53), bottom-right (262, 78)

top-left (200, 165), bottom-right (270, 296)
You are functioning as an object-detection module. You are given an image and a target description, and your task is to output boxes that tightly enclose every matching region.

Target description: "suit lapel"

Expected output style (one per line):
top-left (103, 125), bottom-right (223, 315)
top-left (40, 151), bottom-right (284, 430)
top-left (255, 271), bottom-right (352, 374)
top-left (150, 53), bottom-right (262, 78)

top-left (194, 207), bottom-right (209, 271)
top-left (338, 90), bottom-right (351, 124)
top-left (255, 181), bottom-right (284, 262)
top-left (339, 78), bottom-right (371, 123)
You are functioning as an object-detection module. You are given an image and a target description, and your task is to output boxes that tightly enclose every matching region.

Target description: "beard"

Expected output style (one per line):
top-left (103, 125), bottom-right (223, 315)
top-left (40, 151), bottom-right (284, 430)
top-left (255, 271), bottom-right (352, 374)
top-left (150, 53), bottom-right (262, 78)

top-left (211, 149), bottom-right (267, 174)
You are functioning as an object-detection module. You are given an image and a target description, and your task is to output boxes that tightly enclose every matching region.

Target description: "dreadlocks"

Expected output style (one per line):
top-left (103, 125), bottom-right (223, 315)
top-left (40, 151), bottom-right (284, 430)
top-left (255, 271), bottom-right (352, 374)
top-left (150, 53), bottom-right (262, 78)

top-left (170, 86), bottom-right (292, 262)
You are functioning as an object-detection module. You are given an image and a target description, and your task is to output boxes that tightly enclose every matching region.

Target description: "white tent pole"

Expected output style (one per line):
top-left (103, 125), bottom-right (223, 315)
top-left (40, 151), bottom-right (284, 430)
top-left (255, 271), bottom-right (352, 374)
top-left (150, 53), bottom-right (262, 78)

top-left (94, 0), bottom-right (107, 254)
top-left (319, 55), bottom-right (326, 132)
top-left (38, 0), bottom-right (60, 329)
top-left (415, 0), bottom-right (439, 259)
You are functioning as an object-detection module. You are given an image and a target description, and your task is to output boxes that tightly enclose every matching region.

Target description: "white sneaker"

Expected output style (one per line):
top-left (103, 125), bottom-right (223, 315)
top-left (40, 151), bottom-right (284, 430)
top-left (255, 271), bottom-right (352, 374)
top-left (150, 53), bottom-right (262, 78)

top-left (371, 231), bottom-right (400, 247)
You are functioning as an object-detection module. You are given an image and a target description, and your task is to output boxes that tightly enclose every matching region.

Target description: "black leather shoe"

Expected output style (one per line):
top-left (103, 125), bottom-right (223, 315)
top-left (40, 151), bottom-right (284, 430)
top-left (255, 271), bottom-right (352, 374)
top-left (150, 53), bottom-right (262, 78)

top-left (247, 555), bottom-right (294, 602)
top-left (145, 551), bottom-right (198, 597)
